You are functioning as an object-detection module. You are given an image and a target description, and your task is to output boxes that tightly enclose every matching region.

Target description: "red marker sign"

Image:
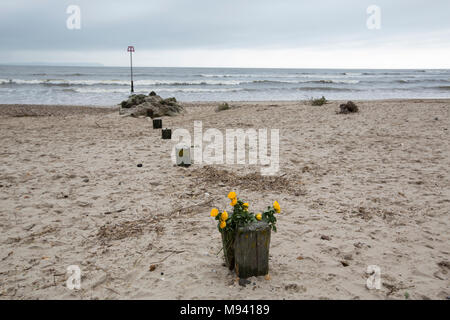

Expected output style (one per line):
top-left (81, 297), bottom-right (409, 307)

top-left (127, 46), bottom-right (135, 53)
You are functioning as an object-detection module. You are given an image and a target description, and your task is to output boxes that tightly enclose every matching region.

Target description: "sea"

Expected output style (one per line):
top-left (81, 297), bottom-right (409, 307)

top-left (0, 65), bottom-right (449, 106)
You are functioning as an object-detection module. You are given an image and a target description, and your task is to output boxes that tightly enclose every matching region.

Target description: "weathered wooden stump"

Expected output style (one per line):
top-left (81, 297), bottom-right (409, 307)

top-left (234, 221), bottom-right (271, 278)
top-left (175, 145), bottom-right (191, 167)
top-left (162, 128), bottom-right (172, 139)
top-left (221, 229), bottom-right (235, 270)
top-left (153, 118), bottom-right (162, 129)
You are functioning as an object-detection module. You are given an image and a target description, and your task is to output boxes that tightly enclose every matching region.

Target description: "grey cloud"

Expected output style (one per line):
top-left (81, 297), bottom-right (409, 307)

top-left (0, 0), bottom-right (449, 51)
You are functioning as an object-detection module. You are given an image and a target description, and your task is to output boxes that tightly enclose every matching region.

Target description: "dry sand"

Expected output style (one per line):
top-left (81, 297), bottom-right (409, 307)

top-left (0, 99), bottom-right (449, 300)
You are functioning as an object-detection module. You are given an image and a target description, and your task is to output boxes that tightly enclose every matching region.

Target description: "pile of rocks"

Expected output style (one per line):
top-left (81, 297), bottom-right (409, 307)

top-left (119, 91), bottom-right (183, 117)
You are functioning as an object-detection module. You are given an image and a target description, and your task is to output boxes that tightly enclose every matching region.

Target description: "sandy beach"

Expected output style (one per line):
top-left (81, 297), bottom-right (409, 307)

top-left (0, 99), bottom-right (449, 300)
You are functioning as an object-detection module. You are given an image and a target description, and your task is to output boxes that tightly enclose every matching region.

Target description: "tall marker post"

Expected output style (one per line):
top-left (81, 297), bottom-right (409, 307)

top-left (127, 46), bottom-right (135, 93)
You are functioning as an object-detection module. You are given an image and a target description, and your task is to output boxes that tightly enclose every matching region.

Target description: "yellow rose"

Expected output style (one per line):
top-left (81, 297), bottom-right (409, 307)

top-left (227, 191), bottom-right (237, 199)
top-left (210, 208), bottom-right (219, 217)
top-left (256, 213), bottom-right (262, 221)
top-left (230, 197), bottom-right (237, 206)
top-left (273, 201), bottom-right (281, 213)
top-left (243, 203), bottom-right (249, 210)
top-left (220, 221), bottom-right (226, 229)
top-left (221, 210), bottom-right (228, 221)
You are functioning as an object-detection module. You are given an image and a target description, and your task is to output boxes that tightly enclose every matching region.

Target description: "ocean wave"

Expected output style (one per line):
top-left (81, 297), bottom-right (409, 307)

top-left (369, 72), bottom-right (412, 76)
top-left (342, 72), bottom-right (363, 76)
top-left (0, 77), bottom-right (361, 90)
top-left (157, 88), bottom-right (241, 93)
top-left (30, 73), bottom-right (87, 76)
top-left (139, 80), bottom-right (242, 86)
top-left (0, 79), bottom-right (244, 86)
top-left (197, 73), bottom-right (363, 79)
top-left (0, 79), bottom-right (128, 86)
top-left (197, 74), bottom-right (236, 78)
top-left (197, 73), bottom-right (304, 78)
top-left (249, 79), bottom-right (360, 84)
top-left (424, 70), bottom-right (450, 74)
top-left (0, 78), bottom-right (361, 86)
top-left (73, 87), bottom-right (243, 94)
top-left (395, 79), bottom-right (412, 83)
top-left (298, 86), bottom-right (359, 91)
top-left (312, 79), bottom-right (360, 84)
top-left (395, 79), bottom-right (450, 84)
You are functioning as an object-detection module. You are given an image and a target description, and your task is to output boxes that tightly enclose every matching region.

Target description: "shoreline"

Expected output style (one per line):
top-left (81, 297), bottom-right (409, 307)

top-left (1, 97), bottom-right (450, 116)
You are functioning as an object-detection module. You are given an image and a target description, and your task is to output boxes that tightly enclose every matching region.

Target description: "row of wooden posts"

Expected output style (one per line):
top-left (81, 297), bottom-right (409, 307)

top-left (153, 118), bottom-right (190, 166)
top-left (154, 118), bottom-right (269, 278)
top-left (153, 118), bottom-right (171, 139)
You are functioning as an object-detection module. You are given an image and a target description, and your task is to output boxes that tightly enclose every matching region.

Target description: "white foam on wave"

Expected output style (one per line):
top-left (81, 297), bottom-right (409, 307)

top-left (73, 87), bottom-right (242, 94)
top-left (249, 79), bottom-right (360, 84)
top-left (199, 73), bottom-right (362, 79)
top-left (1, 79), bottom-right (129, 86)
top-left (1, 78), bottom-right (244, 86)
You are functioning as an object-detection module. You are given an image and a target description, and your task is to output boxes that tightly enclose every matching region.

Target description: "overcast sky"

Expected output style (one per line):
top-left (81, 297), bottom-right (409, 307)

top-left (1, 0), bottom-right (449, 68)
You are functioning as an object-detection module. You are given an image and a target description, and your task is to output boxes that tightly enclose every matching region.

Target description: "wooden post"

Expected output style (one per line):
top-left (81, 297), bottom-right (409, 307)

top-left (221, 229), bottom-right (235, 270)
top-left (162, 128), bottom-right (172, 139)
top-left (153, 118), bottom-right (162, 129)
top-left (234, 221), bottom-right (271, 278)
top-left (175, 145), bottom-right (191, 167)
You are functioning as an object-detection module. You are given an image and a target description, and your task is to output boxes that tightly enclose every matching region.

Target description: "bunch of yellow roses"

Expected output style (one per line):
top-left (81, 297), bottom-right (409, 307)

top-left (210, 191), bottom-right (281, 232)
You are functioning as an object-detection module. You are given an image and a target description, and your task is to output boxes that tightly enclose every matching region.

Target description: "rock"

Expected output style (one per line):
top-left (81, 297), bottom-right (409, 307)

top-left (119, 92), bottom-right (183, 118)
top-left (238, 278), bottom-right (251, 287)
top-left (120, 94), bottom-right (147, 108)
top-left (343, 254), bottom-right (353, 260)
top-left (216, 102), bottom-right (230, 112)
top-left (23, 224), bottom-right (35, 231)
top-left (137, 164), bottom-right (143, 167)
top-left (354, 242), bottom-right (364, 248)
top-left (285, 283), bottom-right (298, 291)
top-left (338, 101), bottom-right (359, 114)
top-left (149, 264), bottom-right (157, 272)
top-left (321, 235), bottom-right (332, 241)
top-left (82, 178), bottom-right (89, 183)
